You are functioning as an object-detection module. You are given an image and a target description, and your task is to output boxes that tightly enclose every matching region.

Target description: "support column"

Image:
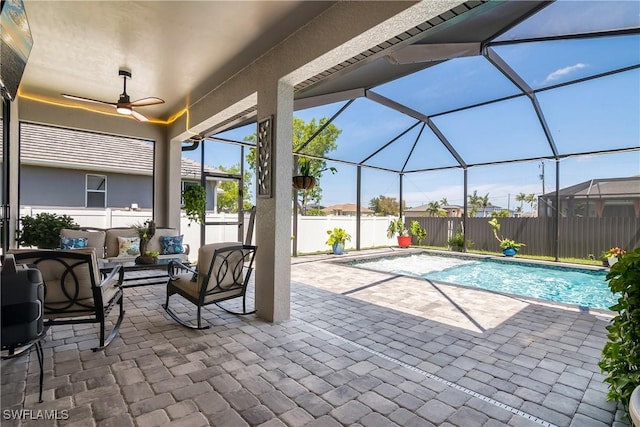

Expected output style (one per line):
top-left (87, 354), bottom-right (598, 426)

top-left (9, 100), bottom-right (20, 249)
top-left (154, 133), bottom-right (182, 229)
top-left (256, 80), bottom-right (293, 322)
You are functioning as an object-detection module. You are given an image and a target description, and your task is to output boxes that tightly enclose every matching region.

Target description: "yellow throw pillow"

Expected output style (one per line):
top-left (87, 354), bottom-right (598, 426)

top-left (117, 236), bottom-right (140, 257)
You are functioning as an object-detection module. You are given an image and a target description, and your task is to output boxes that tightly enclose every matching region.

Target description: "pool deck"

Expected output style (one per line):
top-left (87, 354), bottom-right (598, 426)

top-left (1, 248), bottom-right (628, 426)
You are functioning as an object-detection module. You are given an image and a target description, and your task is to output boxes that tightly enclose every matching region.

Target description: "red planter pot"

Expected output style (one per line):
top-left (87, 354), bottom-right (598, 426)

top-left (397, 235), bottom-right (411, 248)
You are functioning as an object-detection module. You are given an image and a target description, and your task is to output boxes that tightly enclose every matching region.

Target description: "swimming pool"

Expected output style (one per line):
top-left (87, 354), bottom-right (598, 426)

top-left (350, 253), bottom-right (616, 310)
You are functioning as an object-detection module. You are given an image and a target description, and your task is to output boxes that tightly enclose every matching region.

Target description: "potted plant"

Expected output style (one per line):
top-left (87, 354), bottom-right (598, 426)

top-left (387, 218), bottom-right (411, 248)
top-left (18, 213), bottom-right (79, 249)
top-left (182, 185), bottom-right (206, 226)
top-left (326, 227), bottom-right (351, 255)
top-left (292, 158), bottom-right (316, 191)
top-left (604, 247), bottom-right (626, 267)
top-left (410, 220), bottom-right (427, 246)
top-left (488, 218), bottom-right (525, 257)
top-left (132, 220), bottom-right (157, 264)
top-left (292, 158), bottom-right (337, 191)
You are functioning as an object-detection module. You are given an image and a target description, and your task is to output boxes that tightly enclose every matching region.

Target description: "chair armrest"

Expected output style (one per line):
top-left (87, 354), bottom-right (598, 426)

top-left (168, 260), bottom-right (196, 278)
top-left (183, 244), bottom-right (190, 256)
top-left (100, 264), bottom-right (124, 288)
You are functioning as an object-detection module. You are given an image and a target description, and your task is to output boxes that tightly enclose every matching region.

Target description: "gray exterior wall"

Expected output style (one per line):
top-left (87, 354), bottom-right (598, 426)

top-left (19, 165), bottom-right (217, 210)
top-left (20, 165), bottom-right (153, 208)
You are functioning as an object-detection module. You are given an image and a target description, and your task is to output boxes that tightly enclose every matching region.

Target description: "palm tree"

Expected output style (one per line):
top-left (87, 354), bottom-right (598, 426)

top-left (480, 193), bottom-right (490, 217)
top-left (467, 190), bottom-right (481, 217)
top-left (426, 201), bottom-right (441, 217)
top-left (525, 193), bottom-right (537, 214)
top-left (515, 192), bottom-right (526, 212)
top-left (440, 197), bottom-right (448, 207)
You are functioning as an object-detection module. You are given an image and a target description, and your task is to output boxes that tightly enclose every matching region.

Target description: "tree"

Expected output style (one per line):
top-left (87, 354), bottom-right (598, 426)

top-left (467, 190), bottom-right (481, 217)
top-left (426, 201), bottom-right (441, 217)
top-left (440, 197), bottom-right (448, 207)
top-left (525, 193), bottom-right (537, 214)
top-left (515, 192), bottom-right (526, 212)
top-left (480, 193), bottom-right (490, 217)
top-left (216, 164), bottom-right (253, 213)
top-left (369, 195), bottom-right (399, 216)
top-left (246, 117), bottom-right (340, 215)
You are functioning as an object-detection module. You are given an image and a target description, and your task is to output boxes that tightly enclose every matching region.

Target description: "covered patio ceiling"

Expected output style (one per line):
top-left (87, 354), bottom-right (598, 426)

top-left (16, 1), bottom-right (336, 120)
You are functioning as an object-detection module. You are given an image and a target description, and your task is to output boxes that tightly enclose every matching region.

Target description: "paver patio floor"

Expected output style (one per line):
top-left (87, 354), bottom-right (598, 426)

top-left (1, 249), bottom-right (628, 426)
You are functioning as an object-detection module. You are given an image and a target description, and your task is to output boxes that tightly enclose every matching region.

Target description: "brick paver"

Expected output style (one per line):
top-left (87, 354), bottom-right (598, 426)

top-left (0, 250), bottom-right (626, 426)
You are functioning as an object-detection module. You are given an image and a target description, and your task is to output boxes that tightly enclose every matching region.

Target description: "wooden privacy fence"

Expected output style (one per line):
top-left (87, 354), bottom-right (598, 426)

top-left (406, 216), bottom-right (640, 259)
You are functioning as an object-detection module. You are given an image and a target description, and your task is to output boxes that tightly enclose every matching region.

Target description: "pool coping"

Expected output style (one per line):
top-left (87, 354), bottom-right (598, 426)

top-left (327, 248), bottom-right (615, 317)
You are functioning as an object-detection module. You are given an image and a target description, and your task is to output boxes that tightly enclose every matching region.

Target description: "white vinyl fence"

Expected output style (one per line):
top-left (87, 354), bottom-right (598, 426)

top-left (18, 207), bottom-right (396, 259)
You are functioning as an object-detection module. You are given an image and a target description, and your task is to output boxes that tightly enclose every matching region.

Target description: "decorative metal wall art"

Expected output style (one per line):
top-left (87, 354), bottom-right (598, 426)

top-left (257, 116), bottom-right (273, 198)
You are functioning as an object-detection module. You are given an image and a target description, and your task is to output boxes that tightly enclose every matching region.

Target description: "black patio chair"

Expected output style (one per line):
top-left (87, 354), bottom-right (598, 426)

top-left (10, 249), bottom-right (125, 351)
top-left (163, 243), bottom-right (257, 329)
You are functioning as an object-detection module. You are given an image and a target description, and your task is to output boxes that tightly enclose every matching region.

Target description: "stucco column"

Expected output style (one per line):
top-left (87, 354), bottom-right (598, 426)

top-left (255, 80), bottom-right (293, 322)
top-left (154, 133), bottom-right (182, 229)
top-left (7, 99), bottom-right (20, 249)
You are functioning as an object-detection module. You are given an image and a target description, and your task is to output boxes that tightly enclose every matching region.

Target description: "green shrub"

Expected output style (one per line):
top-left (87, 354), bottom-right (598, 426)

top-left (410, 221), bottom-right (426, 245)
top-left (18, 213), bottom-right (79, 249)
top-left (599, 247), bottom-right (640, 414)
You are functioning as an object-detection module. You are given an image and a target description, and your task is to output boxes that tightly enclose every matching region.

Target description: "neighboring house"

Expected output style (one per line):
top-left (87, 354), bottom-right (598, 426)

top-left (4, 122), bottom-right (222, 211)
top-left (474, 204), bottom-right (511, 218)
top-left (405, 204), bottom-right (464, 217)
top-left (322, 203), bottom-right (374, 216)
top-left (538, 176), bottom-right (640, 218)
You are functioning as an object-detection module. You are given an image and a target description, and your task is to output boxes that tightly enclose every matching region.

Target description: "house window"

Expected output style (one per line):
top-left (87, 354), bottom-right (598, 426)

top-left (86, 174), bottom-right (106, 207)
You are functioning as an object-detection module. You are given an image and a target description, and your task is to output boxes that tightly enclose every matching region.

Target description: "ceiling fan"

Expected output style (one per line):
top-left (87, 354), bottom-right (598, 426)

top-left (62, 69), bottom-right (164, 122)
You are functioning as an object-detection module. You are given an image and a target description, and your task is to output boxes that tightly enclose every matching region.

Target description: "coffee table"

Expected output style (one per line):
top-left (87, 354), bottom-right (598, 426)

top-left (100, 258), bottom-right (189, 288)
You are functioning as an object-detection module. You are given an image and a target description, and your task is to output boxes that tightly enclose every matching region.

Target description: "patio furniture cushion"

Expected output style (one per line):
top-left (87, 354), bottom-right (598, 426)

top-left (160, 235), bottom-right (184, 255)
top-left (60, 229), bottom-right (106, 258)
top-left (117, 236), bottom-right (140, 257)
top-left (163, 242), bottom-right (257, 329)
top-left (9, 248), bottom-right (125, 351)
top-left (105, 228), bottom-right (138, 258)
top-left (148, 228), bottom-right (182, 254)
top-left (60, 236), bottom-right (88, 250)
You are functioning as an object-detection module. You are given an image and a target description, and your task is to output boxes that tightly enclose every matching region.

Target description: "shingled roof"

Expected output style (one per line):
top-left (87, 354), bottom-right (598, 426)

top-left (16, 122), bottom-right (219, 178)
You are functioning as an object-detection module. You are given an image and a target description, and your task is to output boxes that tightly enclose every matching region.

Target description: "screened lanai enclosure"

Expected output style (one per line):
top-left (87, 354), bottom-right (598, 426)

top-left (187, 0), bottom-right (639, 260)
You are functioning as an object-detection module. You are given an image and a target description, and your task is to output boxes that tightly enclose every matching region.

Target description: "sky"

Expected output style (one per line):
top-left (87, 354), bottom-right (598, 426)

top-left (183, 1), bottom-right (640, 213)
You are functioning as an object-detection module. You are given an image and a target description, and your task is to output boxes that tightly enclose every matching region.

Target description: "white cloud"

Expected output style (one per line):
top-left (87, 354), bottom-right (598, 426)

top-left (542, 63), bottom-right (588, 85)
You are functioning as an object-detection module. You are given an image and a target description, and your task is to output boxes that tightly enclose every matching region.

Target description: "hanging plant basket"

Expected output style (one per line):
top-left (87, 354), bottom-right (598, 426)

top-left (292, 176), bottom-right (316, 190)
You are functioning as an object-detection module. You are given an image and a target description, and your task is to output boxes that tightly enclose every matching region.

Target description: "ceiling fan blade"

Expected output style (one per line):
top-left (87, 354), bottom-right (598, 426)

top-left (131, 109), bottom-right (149, 122)
top-left (62, 93), bottom-right (116, 106)
top-left (129, 97), bottom-right (165, 107)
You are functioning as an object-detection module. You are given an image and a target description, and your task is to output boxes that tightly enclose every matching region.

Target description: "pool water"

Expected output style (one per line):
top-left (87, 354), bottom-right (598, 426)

top-left (351, 253), bottom-right (616, 310)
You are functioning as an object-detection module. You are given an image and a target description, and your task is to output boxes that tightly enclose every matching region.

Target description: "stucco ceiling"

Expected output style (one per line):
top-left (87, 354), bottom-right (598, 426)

top-left (19, 1), bottom-right (335, 121)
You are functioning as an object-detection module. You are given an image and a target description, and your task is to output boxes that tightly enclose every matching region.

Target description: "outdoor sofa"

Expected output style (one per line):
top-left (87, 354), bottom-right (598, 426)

top-left (60, 226), bottom-right (190, 263)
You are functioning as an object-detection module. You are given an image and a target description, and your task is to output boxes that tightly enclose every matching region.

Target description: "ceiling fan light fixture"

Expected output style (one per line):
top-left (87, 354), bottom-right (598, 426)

top-left (116, 105), bottom-right (132, 115)
top-left (62, 69), bottom-right (164, 121)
